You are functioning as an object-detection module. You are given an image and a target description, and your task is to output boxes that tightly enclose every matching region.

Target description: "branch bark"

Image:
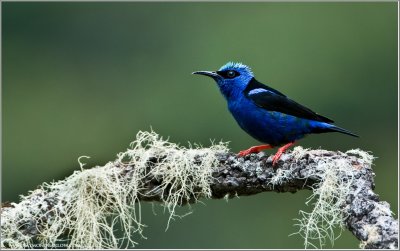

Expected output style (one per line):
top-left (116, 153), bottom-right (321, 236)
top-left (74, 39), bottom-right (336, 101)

top-left (1, 146), bottom-right (398, 249)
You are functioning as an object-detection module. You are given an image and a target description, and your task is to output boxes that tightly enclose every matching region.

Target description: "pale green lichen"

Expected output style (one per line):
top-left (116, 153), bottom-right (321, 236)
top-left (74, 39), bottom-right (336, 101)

top-left (1, 130), bottom-right (229, 249)
top-left (290, 148), bottom-right (375, 249)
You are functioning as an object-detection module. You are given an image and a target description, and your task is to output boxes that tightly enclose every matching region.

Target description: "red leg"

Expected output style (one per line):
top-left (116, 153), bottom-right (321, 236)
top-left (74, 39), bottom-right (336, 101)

top-left (238, 144), bottom-right (273, 157)
top-left (272, 142), bottom-right (296, 167)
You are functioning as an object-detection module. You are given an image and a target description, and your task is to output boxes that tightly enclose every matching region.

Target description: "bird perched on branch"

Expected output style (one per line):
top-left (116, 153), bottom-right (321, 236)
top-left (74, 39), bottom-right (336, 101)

top-left (193, 62), bottom-right (358, 166)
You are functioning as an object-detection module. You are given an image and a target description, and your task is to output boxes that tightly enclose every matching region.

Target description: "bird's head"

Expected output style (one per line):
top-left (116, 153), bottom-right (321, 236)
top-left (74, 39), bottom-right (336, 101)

top-left (193, 62), bottom-right (254, 99)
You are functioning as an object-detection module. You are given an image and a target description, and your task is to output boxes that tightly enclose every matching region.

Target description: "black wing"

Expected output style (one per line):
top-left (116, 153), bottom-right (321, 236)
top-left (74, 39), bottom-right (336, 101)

top-left (244, 78), bottom-right (334, 123)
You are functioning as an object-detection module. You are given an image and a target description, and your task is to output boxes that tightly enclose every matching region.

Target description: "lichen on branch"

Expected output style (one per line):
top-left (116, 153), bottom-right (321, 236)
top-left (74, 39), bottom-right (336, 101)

top-left (1, 131), bottom-right (397, 249)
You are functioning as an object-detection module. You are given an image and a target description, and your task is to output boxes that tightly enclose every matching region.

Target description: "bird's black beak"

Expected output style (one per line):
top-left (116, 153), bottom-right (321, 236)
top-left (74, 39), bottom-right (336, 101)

top-left (192, 71), bottom-right (220, 80)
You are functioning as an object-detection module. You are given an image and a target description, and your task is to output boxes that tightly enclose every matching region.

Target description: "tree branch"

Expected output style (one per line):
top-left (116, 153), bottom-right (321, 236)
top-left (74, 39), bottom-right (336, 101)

top-left (1, 131), bottom-right (398, 249)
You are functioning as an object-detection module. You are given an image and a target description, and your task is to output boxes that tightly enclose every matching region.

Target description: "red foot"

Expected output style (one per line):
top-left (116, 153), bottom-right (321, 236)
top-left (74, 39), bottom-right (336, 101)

top-left (272, 142), bottom-right (296, 167)
top-left (238, 144), bottom-right (273, 157)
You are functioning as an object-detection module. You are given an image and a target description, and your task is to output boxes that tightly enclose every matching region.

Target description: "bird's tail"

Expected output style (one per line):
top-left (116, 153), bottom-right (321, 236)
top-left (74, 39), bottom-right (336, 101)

top-left (312, 122), bottom-right (359, 137)
top-left (328, 125), bottom-right (359, 137)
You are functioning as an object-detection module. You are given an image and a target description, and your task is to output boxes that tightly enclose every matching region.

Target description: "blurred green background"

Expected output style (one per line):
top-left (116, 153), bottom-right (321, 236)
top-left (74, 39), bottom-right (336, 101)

top-left (2, 2), bottom-right (397, 249)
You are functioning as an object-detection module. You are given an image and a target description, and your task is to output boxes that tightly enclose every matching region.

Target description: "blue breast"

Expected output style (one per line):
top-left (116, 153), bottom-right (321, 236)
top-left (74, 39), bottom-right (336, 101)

top-left (228, 95), bottom-right (318, 146)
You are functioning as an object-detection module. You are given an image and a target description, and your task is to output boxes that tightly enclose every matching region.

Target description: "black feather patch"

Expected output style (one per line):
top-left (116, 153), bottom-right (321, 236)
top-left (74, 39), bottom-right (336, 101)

top-left (244, 78), bottom-right (334, 123)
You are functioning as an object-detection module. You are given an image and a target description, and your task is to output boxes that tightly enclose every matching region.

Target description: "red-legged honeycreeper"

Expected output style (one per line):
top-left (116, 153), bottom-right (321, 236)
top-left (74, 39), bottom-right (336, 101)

top-left (193, 62), bottom-right (358, 166)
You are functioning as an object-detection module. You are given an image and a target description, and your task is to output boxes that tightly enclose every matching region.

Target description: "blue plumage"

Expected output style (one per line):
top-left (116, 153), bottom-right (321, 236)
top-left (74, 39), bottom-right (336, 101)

top-left (193, 62), bottom-right (357, 165)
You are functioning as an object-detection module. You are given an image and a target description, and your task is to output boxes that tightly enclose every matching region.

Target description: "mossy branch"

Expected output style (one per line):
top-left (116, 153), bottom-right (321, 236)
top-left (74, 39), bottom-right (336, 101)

top-left (1, 131), bottom-right (397, 249)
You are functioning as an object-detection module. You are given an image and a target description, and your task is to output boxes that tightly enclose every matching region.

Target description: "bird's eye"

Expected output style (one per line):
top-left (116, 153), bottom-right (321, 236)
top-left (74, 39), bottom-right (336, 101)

top-left (226, 70), bottom-right (236, 78)
top-left (216, 70), bottom-right (240, 79)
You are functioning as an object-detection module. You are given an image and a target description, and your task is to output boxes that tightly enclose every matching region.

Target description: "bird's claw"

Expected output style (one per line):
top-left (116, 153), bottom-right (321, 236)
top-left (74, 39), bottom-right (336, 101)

top-left (271, 152), bottom-right (283, 167)
top-left (238, 145), bottom-right (273, 157)
top-left (271, 142), bottom-right (295, 167)
top-left (238, 149), bottom-right (254, 157)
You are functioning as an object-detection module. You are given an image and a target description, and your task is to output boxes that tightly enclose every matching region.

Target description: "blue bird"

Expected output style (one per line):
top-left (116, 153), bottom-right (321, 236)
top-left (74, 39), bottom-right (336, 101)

top-left (193, 62), bottom-right (358, 166)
